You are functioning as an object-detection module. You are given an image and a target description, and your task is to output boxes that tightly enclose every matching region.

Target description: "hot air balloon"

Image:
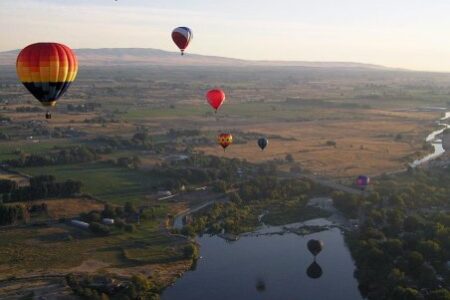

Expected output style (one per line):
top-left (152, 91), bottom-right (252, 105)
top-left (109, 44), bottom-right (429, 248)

top-left (16, 43), bottom-right (78, 119)
top-left (306, 261), bottom-right (323, 279)
top-left (258, 137), bottom-right (268, 151)
top-left (206, 89), bottom-right (226, 113)
top-left (307, 239), bottom-right (323, 257)
top-left (218, 133), bottom-right (232, 151)
top-left (442, 128), bottom-right (450, 152)
top-left (172, 27), bottom-right (193, 55)
top-left (356, 175), bottom-right (370, 191)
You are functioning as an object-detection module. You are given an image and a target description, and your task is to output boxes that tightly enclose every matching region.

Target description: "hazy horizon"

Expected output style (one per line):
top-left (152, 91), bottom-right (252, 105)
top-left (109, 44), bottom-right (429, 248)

top-left (2, 0), bottom-right (450, 72)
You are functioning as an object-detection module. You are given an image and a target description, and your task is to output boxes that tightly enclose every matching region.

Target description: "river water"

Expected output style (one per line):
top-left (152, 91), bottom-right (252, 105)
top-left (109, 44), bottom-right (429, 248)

top-left (410, 111), bottom-right (450, 167)
top-left (162, 219), bottom-right (362, 300)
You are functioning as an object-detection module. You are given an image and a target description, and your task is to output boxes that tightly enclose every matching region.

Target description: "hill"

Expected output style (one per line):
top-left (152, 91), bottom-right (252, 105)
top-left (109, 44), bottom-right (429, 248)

top-left (0, 47), bottom-right (389, 69)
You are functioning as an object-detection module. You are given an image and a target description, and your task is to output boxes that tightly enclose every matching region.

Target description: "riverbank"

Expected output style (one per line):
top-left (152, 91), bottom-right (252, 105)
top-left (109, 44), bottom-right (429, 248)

top-left (410, 110), bottom-right (450, 168)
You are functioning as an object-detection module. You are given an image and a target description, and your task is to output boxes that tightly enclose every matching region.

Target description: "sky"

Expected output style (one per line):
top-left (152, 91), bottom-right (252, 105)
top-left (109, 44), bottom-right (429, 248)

top-left (2, 0), bottom-right (450, 71)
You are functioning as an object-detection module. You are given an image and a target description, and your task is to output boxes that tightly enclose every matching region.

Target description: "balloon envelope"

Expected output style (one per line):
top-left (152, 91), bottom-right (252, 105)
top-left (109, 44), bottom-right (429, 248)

top-left (172, 27), bottom-right (193, 55)
top-left (16, 43), bottom-right (78, 107)
top-left (218, 133), bottom-right (233, 150)
top-left (206, 89), bottom-right (226, 111)
top-left (306, 261), bottom-right (323, 279)
top-left (307, 239), bottom-right (324, 256)
top-left (356, 175), bottom-right (370, 190)
top-left (258, 138), bottom-right (268, 150)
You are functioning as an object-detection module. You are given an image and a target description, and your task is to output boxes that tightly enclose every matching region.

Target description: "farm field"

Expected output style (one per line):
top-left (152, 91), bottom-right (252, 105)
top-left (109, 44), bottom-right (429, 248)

top-left (17, 162), bottom-right (162, 204)
top-left (0, 219), bottom-right (190, 282)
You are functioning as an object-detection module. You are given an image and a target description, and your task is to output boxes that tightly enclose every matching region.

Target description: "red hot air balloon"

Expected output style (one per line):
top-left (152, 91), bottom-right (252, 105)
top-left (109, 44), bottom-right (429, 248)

top-left (218, 133), bottom-right (232, 151)
top-left (172, 27), bottom-right (193, 55)
top-left (16, 43), bottom-right (78, 119)
top-left (206, 89), bottom-right (226, 113)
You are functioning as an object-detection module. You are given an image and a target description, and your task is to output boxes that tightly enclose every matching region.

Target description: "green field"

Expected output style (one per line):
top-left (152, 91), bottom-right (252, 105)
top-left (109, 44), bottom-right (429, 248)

top-left (17, 162), bottom-right (161, 204)
top-left (0, 139), bottom-right (76, 161)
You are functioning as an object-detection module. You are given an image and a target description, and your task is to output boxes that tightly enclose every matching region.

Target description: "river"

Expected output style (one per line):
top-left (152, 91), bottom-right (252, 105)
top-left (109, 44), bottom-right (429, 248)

top-left (162, 219), bottom-right (362, 300)
top-left (410, 111), bottom-right (450, 167)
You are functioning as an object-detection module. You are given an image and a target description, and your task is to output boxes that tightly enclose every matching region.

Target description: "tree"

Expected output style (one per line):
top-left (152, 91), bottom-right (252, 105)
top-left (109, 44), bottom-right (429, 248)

top-left (418, 263), bottom-right (438, 289)
top-left (131, 274), bottom-right (152, 292)
top-left (391, 287), bottom-right (422, 300)
top-left (0, 180), bottom-right (17, 194)
top-left (382, 239), bottom-right (403, 258)
top-left (131, 155), bottom-right (141, 169)
top-left (89, 222), bottom-right (110, 235)
top-left (387, 268), bottom-right (405, 287)
top-left (404, 216), bottom-right (422, 232)
top-left (418, 240), bottom-right (441, 262)
top-left (428, 289), bottom-right (450, 300)
top-left (183, 243), bottom-right (199, 260)
top-left (229, 192), bottom-right (242, 205)
top-left (212, 180), bottom-right (227, 193)
top-left (124, 202), bottom-right (136, 214)
top-left (285, 153), bottom-right (294, 163)
top-left (407, 251), bottom-right (424, 273)
top-left (101, 204), bottom-right (115, 219)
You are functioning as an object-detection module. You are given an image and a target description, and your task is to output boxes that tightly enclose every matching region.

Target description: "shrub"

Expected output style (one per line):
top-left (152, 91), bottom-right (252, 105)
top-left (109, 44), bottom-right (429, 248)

top-left (89, 222), bottom-right (110, 235)
top-left (325, 140), bottom-right (337, 147)
top-left (183, 243), bottom-right (199, 260)
top-left (124, 224), bottom-right (135, 232)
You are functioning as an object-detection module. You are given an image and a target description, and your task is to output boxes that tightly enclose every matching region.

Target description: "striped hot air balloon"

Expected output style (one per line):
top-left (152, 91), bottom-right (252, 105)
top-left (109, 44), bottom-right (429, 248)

top-left (218, 133), bottom-right (233, 151)
top-left (16, 43), bottom-right (78, 119)
top-left (172, 27), bottom-right (193, 55)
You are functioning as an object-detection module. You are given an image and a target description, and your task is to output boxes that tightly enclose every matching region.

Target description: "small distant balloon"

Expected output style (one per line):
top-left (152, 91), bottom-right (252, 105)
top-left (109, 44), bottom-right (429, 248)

top-left (218, 133), bottom-right (232, 151)
top-left (172, 27), bottom-right (193, 55)
top-left (307, 239), bottom-right (324, 257)
top-left (306, 261), bottom-right (323, 279)
top-left (356, 175), bottom-right (370, 191)
top-left (206, 89), bottom-right (226, 112)
top-left (258, 137), bottom-right (268, 151)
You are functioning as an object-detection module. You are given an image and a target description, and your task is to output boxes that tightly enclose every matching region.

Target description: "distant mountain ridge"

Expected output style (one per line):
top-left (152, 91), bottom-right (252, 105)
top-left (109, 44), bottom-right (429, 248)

top-left (0, 47), bottom-right (389, 69)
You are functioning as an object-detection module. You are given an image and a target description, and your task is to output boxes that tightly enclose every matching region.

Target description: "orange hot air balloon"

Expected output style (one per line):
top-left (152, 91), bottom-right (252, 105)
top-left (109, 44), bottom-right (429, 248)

top-left (206, 89), bottom-right (226, 113)
top-left (16, 43), bottom-right (78, 119)
top-left (218, 133), bottom-right (233, 151)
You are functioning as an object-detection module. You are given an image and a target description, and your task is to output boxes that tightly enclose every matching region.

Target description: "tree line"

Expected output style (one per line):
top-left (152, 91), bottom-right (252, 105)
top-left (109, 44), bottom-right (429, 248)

top-left (0, 175), bottom-right (81, 204)
top-left (5, 146), bottom-right (99, 167)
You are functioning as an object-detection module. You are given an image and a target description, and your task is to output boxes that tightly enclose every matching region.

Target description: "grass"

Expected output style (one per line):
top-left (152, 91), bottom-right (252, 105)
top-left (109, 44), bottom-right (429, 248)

top-left (197, 110), bottom-right (437, 178)
top-left (0, 139), bottom-right (75, 161)
top-left (263, 205), bottom-right (332, 226)
top-left (6, 198), bottom-right (105, 220)
top-left (16, 162), bottom-right (162, 204)
top-left (0, 218), bottom-right (187, 278)
top-left (123, 102), bottom-right (345, 122)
